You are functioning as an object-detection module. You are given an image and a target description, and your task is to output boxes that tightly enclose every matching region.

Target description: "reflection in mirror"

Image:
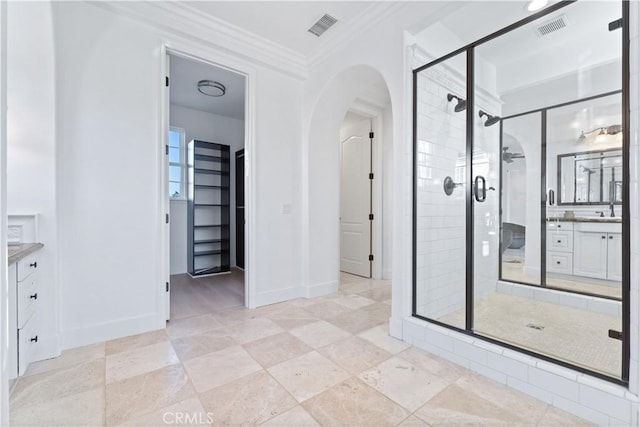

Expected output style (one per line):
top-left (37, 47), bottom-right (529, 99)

top-left (558, 149), bottom-right (622, 205)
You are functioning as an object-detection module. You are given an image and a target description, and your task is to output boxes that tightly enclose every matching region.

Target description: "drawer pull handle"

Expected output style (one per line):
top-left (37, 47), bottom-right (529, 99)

top-left (29, 262), bottom-right (37, 268)
top-left (557, 240), bottom-right (561, 243)
top-left (602, 236), bottom-right (606, 239)
top-left (556, 261), bottom-right (561, 265)
top-left (30, 293), bottom-right (38, 300)
top-left (30, 336), bottom-right (38, 343)
top-left (609, 236), bottom-right (613, 239)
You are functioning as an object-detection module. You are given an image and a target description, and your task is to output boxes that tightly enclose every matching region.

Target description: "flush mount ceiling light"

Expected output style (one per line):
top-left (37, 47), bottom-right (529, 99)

top-left (197, 80), bottom-right (226, 97)
top-left (527, 0), bottom-right (549, 12)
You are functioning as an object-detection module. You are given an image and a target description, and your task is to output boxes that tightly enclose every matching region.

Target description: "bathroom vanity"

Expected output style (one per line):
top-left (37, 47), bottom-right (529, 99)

top-left (7, 243), bottom-right (43, 381)
top-left (547, 218), bottom-right (621, 281)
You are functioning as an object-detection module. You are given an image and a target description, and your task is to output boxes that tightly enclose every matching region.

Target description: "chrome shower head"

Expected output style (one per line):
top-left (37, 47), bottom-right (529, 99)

top-left (479, 110), bottom-right (501, 127)
top-left (447, 93), bottom-right (467, 112)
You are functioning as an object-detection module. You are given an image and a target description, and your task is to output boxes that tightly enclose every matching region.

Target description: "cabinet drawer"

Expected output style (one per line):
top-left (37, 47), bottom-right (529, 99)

top-left (547, 251), bottom-right (573, 274)
top-left (547, 231), bottom-right (573, 252)
top-left (18, 315), bottom-right (38, 376)
top-left (17, 273), bottom-right (38, 329)
top-left (547, 222), bottom-right (574, 232)
top-left (17, 253), bottom-right (39, 282)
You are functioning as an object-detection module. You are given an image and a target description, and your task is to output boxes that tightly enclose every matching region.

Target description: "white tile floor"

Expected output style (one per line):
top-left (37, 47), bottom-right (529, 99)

top-left (9, 272), bottom-right (592, 426)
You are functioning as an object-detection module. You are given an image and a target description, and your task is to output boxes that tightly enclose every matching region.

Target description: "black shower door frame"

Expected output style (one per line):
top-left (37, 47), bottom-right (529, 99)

top-left (411, 0), bottom-right (630, 385)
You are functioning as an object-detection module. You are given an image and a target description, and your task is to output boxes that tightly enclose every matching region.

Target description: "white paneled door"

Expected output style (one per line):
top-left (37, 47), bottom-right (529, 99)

top-left (340, 118), bottom-right (371, 278)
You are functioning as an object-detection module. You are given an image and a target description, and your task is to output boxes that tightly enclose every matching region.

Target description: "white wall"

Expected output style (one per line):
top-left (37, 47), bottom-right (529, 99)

top-left (169, 104), bottom-right (244, 274)
top-left (52, 1), bottom-right (303, 348)
top-left (0, 1), bottom-right (8, 424)
top-left (6, 1), bottom-right (59, 362)
top-left (381, 104), bottom-right (394, 280)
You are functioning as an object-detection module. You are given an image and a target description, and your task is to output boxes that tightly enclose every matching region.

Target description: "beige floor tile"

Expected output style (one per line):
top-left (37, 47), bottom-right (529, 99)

top-left (106, 364), bottom-right (196, 426)
top-left (414, 383), bottom-right (529, 426)
top-left (259, 405), bottom-right (320, 426)
top-left (166, 313), bottom-right (222, 339)
top-left (117, 397), bottom-right (210, 427)
top-left (398, 415), bottom-right (430, 426)
top-left (105, 329), bottom-right (169, 356)
top-left (224, 317), bottom-right (284, 344)
top-left (265, 306), bottom-right (319, 330)
top-left (267, 351), bottom-right (350, 402)
top-left (182, 345), bottom-right (262, 392)
top-left (304, 300), bottom-right (352, 319)
top-left (199, 370), bottom-right (297, 425)
top-left (106, 340), bottom-right (179, 384)
top-left (11, 358), bottom-right (104, 410)
top-left (331, 294), bottom-right (376, 310)
top-left (358, 325), bottom-right (411, 354)
top-left (290, 320), bottom-right (351, 349)
top-left (536, 405), bottom-right (595, 426)
top-left (243, 332), bottom-right (312, 368)
top-left (327, 309), bottom-right (387, 334)
top-left (11, 387), bottom-right (104, 427)
top-left (302, 377), bottom-right (409, 426)
top-left (357, 285), bottom-right (392, 302)
top-left (24, 342), bottom-right (105, 377)
top-left (397, 347), bottom-right (467, 383)
top-left (358, 356), bottom-right (450, 412)
top-left (171, 328), bottom-right (235, 361)
top-left (318, 336), bottom-right (392, 374)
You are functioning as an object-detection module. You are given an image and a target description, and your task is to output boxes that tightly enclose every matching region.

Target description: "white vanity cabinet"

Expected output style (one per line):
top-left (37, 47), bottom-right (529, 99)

top-left (547, 222), bottom-right (574, 274)
top-left (573, 222), bottom-right (621, 281)
top-left (7, 248), bottom-right (41, 380)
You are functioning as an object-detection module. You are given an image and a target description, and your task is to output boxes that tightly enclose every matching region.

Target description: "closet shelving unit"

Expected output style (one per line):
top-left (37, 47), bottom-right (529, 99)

top-left (187, 140), bottom-right (231, 277)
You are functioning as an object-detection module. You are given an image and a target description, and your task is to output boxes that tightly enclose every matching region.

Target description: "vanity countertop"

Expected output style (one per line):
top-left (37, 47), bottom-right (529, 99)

top-left (547, 217), bottom-right (622, 224)
top-left (8, 243), bottom-right (44, 265)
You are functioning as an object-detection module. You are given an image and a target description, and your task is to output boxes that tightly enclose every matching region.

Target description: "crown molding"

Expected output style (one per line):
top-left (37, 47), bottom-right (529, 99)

top-left (90, 1), bottom-right (308, 80)
top-left (307, 2), bottom-right (405, 69)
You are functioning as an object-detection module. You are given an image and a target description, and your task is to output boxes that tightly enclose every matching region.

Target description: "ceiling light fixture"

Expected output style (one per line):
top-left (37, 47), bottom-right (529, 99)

top-left (197, 80), bottom-right (226, 97)
top-left (527, 0), bottom-right (549, 12)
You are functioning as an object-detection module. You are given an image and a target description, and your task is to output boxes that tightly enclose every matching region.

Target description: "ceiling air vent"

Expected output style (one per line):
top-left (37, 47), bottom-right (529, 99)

top-left (534, 14), bottom-right (569, 37)
top-left (308, 14), bottom-right (338, 37)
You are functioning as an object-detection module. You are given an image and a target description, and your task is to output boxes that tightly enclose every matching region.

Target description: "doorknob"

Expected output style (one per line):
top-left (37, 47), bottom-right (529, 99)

top-left (474, 176), bottom-right (486, 202)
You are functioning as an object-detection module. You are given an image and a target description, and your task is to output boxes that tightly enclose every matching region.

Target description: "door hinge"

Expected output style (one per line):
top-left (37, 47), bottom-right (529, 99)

top-left (165, 213), bottom-right (169, 224)
top-left (368, 254), bottom-right (374, 261)
top-left (608, 329), bottom-right (622, 340)
top-left (165, 144), bottom-right (169, 155)
top-left (369, 213), bottom-right (374, 221)
top-left (608, 18), bottom-right (623, 32)
top-left (369, 173), bottom-right (374, 180)
top-left (166, 282), bottom-right (169, 292)
top-left (165, 76), bottom-right (169, 87)
top-left (369, 131), bottom-right (374, 139)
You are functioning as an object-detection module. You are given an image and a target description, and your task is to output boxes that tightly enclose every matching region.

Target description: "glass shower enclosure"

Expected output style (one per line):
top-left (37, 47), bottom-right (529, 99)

top-left (413, 0), bottom-right (628, 382)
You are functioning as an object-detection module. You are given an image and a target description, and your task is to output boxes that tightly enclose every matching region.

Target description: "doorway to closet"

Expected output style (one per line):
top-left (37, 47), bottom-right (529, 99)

top-left (165, 52), bottom-right (247, 321)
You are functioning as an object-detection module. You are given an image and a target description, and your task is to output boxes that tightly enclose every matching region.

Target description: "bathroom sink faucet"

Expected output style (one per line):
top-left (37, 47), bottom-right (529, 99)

top-left (610, 203), bottom-right (615, 218)
top-left (595, 211), bottom-right (605, 218)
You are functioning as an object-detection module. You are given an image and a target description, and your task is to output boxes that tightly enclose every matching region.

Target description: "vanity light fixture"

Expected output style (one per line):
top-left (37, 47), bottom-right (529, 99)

top-left (527, 0), bottom-right (549, 12)
top-left (577, 125), bottom-right (622, 142)
top-left (197, 80), bottom-right (226, 97)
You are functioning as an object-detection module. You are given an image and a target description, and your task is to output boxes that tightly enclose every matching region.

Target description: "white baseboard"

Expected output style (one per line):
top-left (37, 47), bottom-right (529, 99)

top-left (389, 316), bottom-right (403, 339)
top-left (252, 286), bottom-right (302, 308)
top-left (305, 280), bottom-right (338, 299)
top-left (61, 313), bottom-right (159, 350)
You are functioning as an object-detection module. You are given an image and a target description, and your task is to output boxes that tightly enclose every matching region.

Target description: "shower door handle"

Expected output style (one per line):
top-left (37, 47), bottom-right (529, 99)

top-left (548, 189), bottom-right (555, 206)
top-left (474, 175), bottom-right (486, 202)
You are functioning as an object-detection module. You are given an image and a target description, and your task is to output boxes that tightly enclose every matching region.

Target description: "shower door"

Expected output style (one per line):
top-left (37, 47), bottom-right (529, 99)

top-left (413, 0), bottom-right (627, 382)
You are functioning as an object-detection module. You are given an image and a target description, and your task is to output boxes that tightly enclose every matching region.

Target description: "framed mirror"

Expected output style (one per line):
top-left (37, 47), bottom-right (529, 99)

top-left (557, 148), bottom-right (622, 205)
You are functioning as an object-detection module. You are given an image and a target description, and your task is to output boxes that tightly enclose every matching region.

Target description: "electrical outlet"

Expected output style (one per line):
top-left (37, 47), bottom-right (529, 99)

top-left (281, 204), bottom-right (291, 215)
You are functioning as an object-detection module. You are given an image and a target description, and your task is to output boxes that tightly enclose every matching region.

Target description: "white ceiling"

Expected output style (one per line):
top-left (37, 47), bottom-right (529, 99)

top-left (183, 1), bottom-right (377, 57)
top-left (170, 54), bottom-right (246, 120)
